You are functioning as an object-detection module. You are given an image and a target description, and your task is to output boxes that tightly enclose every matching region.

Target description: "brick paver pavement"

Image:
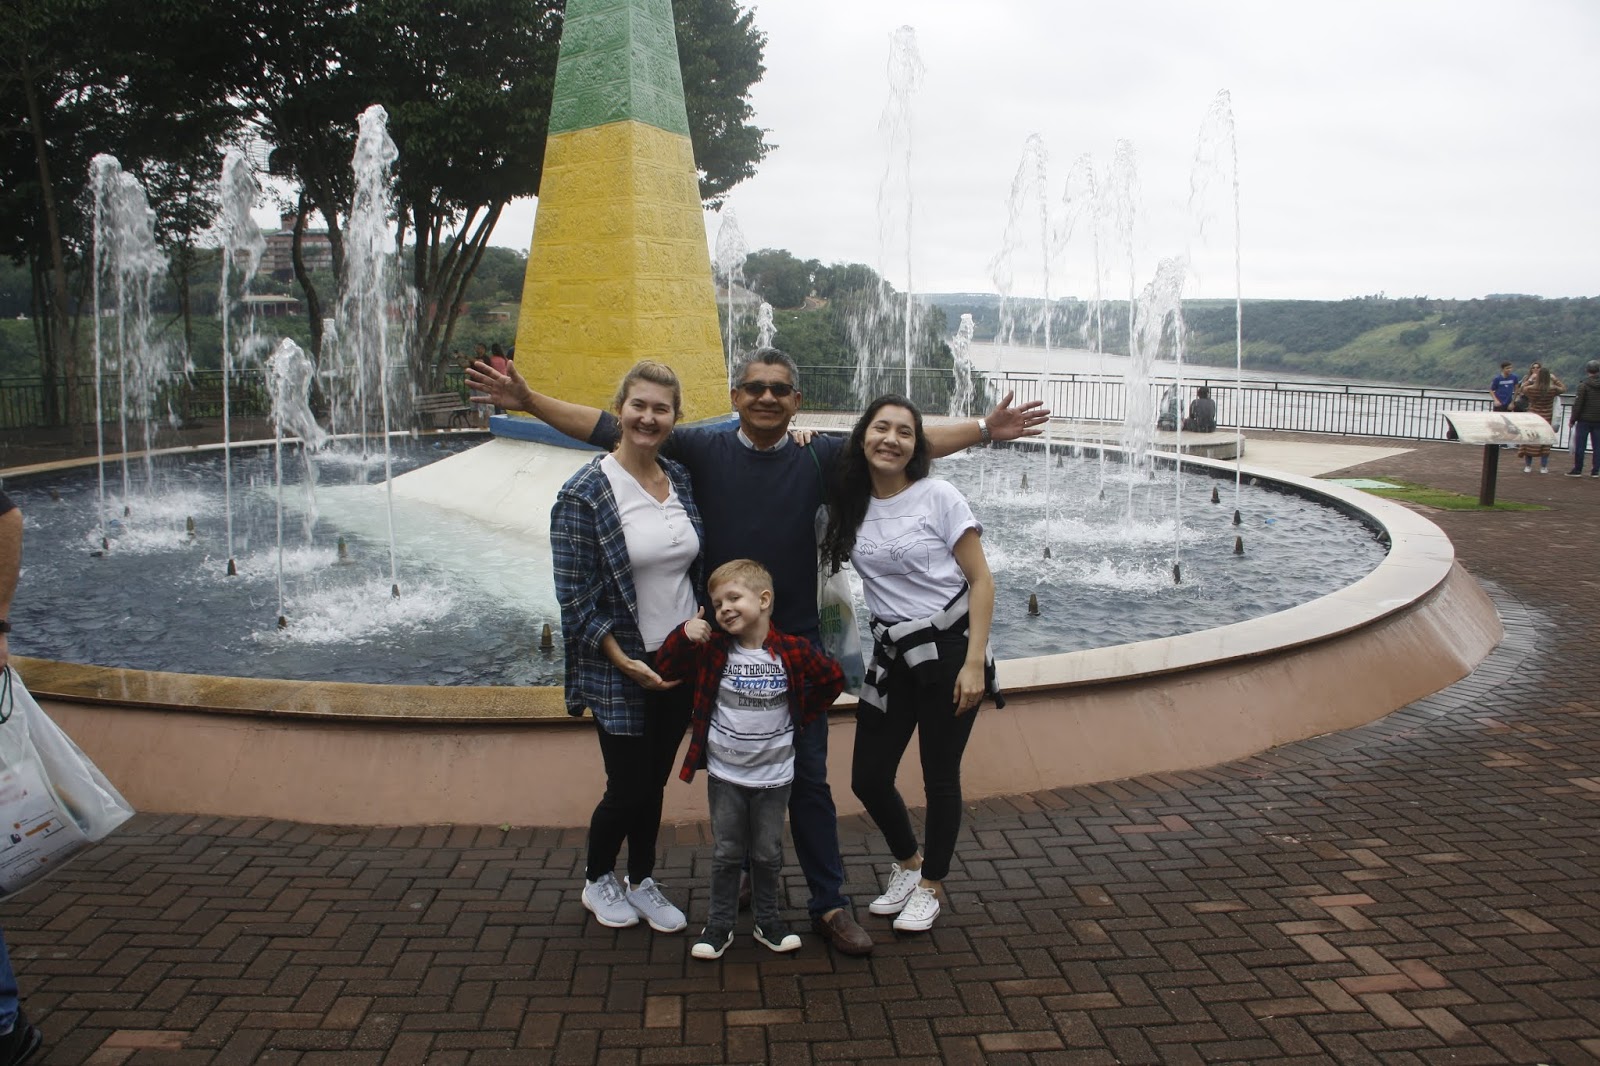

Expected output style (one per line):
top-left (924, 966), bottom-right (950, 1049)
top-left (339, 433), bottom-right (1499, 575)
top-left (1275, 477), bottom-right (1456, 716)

top-left (6, 433), bottom-right (1599, 1064)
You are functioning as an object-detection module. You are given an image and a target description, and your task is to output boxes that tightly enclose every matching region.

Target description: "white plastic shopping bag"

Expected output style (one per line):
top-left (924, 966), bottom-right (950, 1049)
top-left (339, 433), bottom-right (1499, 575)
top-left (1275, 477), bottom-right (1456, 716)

top-left (818, 565), bottom-right (866, 696)
top-left (0, 668), bottom-right (134, 899)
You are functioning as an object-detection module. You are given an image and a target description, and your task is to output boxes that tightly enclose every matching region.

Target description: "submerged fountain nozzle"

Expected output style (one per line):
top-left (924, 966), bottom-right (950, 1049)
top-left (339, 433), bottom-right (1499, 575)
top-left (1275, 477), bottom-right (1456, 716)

top-left (48, 489), bottom-right (61, 502)
top-left (1233, 509), bottom-right (1242, 526)
top-left (226, 558), bottom-right (237, 576)
top-left (277, 614), bottom-right (288, 629)
top-left (186, 516), bottom-right (196, 539)
top-left (1172, 563), bottom-right (1182, 584)
top-left (1020, 472), bottom-right (1029, 492)
top-left (1234, 535), bottom-right (1245, 555)
top-left (1211, 485), bottom-right (1220, 504)
top-left (540, 623), bottom-right (555, 652)
top-left (1027, 592), bottom-right (1040, 617)
top-left (336, 536), bottom-right (351, 564)
top-left (391, 583), bottom-right (400, 600)
top-left (1042, 545), bottom-right (1051, 560)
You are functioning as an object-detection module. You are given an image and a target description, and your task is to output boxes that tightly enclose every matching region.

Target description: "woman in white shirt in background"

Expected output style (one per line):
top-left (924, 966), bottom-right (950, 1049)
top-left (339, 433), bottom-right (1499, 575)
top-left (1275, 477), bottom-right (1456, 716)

top-left (821, 394), bottom-right (1003, 934)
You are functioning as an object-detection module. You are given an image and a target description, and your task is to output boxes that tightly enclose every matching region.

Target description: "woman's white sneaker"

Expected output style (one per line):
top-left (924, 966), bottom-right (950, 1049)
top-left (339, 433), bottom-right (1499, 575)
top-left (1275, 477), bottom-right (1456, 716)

top-left (869, 862), bottom-right (923, 915)
top-left (892, 886), bottom-right (941, 932)
top-left (582, 872), bottom-right (639, 928)
top-left (625, 877), bottom-right (687, 932)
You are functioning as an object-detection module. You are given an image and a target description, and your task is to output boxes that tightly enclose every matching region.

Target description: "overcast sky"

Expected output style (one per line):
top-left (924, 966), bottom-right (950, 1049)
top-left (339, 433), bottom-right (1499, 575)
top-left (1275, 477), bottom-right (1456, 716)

top-left (488, 0), bottom-right (1599, 302)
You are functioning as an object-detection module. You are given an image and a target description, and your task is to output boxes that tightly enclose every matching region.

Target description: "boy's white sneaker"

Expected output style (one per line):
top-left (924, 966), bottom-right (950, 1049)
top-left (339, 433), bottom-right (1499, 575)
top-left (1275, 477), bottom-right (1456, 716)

top-left (868, 862), bottom-right (923, 915)
top-left (893, 886), bottom-right (941, 932)
top-left (625, 877), bottom-right (687, 933)
top-left (582, 872), bottom-right (639, 928)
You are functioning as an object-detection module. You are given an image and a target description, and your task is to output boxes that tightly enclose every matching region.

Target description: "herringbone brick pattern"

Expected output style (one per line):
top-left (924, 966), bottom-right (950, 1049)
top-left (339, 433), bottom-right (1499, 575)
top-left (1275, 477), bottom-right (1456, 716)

top-left (5, 435), bottom-right (1598, 1064)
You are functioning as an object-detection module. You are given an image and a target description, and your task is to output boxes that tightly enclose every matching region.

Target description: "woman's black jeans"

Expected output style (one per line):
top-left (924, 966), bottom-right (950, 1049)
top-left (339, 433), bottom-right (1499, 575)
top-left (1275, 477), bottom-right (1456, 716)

top-left (850, 635), bottom-right (980, 882)
top-left (585, 669), bottom-right (692, 884)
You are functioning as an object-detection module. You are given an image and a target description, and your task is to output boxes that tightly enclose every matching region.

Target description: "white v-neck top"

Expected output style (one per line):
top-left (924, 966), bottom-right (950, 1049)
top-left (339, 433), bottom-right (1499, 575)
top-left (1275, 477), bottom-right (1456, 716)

top-left (601, 454), bottom-right (700, 650)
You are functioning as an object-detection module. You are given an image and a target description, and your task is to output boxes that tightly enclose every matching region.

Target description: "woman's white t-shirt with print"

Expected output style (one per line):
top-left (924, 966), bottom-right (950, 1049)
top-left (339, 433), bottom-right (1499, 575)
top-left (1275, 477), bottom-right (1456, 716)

top-left (849, 477), bottom-right (981, 623)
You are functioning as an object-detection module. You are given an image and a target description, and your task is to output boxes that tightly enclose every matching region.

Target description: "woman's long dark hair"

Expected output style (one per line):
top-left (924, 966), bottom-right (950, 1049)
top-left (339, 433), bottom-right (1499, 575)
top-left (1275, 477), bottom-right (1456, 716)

top-left (821, 395), bottom-right (931, 570)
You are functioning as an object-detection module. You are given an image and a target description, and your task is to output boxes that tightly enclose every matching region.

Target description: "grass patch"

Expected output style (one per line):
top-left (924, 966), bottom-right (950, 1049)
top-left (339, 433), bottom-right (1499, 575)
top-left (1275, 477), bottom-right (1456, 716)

top-left (1340, 476), bottom-right (1544, 511)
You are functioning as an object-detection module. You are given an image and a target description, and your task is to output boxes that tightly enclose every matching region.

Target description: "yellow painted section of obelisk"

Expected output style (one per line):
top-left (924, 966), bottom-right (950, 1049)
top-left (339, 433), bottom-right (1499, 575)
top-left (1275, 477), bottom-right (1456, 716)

top-left (513, 119), bottom-right (727, 422)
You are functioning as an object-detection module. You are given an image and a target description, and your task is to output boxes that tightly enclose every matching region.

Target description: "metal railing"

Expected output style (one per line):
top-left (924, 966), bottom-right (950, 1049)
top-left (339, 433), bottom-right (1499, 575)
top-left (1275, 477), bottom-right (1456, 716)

top-left (0, 369), bottom-right (475, 433)
top-left (796, 365), bottom-right (1575, 449)
top-left (0, 366), bottom-right (1572, 448)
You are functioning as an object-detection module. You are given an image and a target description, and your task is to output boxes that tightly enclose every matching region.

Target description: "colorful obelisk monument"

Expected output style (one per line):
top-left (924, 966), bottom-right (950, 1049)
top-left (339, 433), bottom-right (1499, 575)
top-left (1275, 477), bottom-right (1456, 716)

top-left (510, 0), bottom-right (727, 423)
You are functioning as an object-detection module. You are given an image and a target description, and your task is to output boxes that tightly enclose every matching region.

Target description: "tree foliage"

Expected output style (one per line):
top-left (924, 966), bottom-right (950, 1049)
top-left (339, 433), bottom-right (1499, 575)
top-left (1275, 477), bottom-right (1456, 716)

top-left (3, 0), bottom-right (773, 422)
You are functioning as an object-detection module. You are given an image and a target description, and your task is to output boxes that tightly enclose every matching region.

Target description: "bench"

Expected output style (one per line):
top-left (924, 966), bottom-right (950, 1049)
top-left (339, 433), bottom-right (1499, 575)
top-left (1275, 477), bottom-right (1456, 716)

top-left (416, 391), bottom-right (475, 430)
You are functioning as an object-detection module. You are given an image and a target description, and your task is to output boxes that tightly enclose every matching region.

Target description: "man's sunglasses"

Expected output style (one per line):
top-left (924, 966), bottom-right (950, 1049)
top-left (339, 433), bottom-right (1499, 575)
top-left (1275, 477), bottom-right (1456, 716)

top-left (738, 380), bottom-right (795, 398)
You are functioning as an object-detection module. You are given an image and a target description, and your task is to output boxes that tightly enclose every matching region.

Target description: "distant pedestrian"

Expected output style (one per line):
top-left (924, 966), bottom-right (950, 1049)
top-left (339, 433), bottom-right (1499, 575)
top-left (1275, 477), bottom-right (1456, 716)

top-left (1157, 385), bottom-right (1180, 431)
top-left (0, 494), bottom-right (43, 1065)
top-left (1516, 365), bottom-right (1564, 474)
top-left (1490, 361), bottom-right (1519, 412)
top-left (1566, 360), bottom-right (1600, 477)
top-left (1181, 386), bottom-right (1217, 433)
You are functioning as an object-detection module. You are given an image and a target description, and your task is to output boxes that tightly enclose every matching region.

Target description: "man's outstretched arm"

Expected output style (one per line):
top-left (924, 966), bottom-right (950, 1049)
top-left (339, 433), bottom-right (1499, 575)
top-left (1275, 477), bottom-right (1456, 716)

top-left (466, 360), bottom-right (608, 444)
top-left (926, 391), bottom-right (1052, 458)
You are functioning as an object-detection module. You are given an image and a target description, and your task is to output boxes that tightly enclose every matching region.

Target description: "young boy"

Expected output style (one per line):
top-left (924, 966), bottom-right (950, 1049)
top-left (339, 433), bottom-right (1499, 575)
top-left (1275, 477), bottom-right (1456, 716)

top-left (655, 560), bottom-right (845, 959)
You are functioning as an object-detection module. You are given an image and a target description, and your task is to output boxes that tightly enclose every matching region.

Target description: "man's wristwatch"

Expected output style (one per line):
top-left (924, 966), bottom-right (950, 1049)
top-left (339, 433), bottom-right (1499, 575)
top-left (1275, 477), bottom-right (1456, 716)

top-left (977, 418), bottom-right (992, 445)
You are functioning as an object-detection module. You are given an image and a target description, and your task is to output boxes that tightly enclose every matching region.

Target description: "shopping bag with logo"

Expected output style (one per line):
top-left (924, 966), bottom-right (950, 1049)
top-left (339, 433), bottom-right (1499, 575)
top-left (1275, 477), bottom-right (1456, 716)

top-left (0, 668), bottom-right (135, 900)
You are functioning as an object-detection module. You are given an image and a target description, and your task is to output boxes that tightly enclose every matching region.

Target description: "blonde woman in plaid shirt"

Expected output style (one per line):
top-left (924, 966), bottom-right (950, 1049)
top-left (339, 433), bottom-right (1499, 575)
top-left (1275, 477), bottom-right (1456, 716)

top-left (552, 361), bottom-right (706, 935)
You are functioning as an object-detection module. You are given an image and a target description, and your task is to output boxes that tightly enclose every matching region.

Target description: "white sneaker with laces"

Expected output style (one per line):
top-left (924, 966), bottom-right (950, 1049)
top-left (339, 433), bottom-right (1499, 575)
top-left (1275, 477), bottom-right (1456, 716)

top-left (625, 877), bottom-right (687, 932)
top-left (869, 862), bottom-right (924, 915)
top-left (581, 872), bottom-right (639, 928)
top-left (893, 885), bottom-right (941, 932)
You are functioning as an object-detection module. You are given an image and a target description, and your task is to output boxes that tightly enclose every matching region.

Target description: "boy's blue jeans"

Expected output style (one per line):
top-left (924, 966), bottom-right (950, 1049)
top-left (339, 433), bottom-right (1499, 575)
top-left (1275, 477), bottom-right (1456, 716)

top-left (0, 928), bottom-right (18, 1033)
top-left (706, 776), bottom-right (791, 931)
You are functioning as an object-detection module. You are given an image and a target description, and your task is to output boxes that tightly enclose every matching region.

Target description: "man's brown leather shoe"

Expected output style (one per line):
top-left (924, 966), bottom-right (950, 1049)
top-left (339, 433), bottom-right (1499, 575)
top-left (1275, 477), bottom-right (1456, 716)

top-left (812, 909), bottom-right (874, 956)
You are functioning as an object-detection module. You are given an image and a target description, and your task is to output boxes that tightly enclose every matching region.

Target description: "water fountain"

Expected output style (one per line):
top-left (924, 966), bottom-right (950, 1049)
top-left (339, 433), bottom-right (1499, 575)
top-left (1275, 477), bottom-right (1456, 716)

top-left (7, 3), bottom-right (1500, 828)
top-left (215, 149), bottom-right (267, 576)
top-left (713, 208), bottom-right (750, 382)
top-left (848, 25), bottom-right (925, 408)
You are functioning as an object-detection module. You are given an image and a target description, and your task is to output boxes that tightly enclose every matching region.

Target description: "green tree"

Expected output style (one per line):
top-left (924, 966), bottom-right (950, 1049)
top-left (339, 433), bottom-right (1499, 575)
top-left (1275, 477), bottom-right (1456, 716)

top-left (0, 0), bottom-right (247, 434)
top-left (676, 0), bottom-right (773, 207)
top-left (743, 247), bottom-right (816, 309)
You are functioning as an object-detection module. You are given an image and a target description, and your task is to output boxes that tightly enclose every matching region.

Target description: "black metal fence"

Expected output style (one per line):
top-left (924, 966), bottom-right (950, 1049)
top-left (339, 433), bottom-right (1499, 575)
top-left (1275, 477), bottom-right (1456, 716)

top-left (0, 365), bottom-right (1572, 448)
top-left (798, 366), bottom-right (1576, 449)
top-left (0, 369), bottom-right (475, 432)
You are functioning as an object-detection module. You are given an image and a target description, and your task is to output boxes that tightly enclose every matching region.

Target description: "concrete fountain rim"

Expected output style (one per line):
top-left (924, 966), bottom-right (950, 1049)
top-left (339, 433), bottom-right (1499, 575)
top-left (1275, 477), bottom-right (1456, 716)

top-left (5, 438), bottom-right (1450, 725)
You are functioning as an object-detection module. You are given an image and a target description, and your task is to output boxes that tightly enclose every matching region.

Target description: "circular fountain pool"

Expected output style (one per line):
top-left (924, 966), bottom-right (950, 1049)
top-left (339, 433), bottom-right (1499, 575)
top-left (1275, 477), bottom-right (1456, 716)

top-left (8, 435), bottom-right (1384, 684)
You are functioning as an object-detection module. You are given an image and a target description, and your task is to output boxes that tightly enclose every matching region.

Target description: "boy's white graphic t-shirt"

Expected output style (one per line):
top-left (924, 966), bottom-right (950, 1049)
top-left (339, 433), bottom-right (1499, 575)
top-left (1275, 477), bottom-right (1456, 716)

top-left (708, 643), bottom-right (794, 788)
top-left (850, 478), bottom-right (981, 622)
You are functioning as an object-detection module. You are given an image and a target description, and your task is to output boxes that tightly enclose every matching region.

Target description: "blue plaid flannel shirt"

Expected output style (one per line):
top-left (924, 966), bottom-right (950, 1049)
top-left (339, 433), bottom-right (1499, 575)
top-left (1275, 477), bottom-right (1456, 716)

top-left (551, 455), bottom-right (705, 735)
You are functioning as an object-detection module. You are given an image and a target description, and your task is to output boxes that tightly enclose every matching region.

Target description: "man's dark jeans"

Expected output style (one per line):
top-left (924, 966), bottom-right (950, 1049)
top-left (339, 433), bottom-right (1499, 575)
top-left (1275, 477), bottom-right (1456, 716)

top-left (789, 712), bottom-right (851, 918)
top-left (1572, 419), bottom-right (1600, 474)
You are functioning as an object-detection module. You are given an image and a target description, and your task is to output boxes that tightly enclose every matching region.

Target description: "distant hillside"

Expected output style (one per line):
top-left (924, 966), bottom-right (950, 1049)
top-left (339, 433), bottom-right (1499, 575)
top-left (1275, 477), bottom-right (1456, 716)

top-left (920, 294), bottom-right (1600, 390)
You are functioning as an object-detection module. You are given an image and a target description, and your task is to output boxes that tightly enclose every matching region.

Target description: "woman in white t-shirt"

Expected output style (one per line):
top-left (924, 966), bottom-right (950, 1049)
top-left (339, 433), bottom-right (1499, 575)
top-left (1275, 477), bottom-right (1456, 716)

top-left (551, 361), bottom-right (704, 937)
top-left (821, 394), bottom-right (1002, 934)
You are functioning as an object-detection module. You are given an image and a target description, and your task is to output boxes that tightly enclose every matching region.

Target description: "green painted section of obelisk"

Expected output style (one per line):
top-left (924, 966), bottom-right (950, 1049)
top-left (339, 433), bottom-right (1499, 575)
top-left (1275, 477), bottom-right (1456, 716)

top-left (548, 0), bottom-right (693, 138)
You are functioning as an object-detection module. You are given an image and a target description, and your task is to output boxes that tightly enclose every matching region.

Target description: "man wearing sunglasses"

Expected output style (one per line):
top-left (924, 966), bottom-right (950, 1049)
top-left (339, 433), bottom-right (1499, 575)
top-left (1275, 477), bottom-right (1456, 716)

top-left (470, 347), bottom-right (1049, 955)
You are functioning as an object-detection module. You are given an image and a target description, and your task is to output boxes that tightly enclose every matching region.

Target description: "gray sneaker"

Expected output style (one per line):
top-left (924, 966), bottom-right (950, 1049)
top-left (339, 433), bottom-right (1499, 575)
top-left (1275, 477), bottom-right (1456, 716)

top-left (625, 877), bottom-right (687, 932)
top-left (581, 872), bottom-right (639, 928)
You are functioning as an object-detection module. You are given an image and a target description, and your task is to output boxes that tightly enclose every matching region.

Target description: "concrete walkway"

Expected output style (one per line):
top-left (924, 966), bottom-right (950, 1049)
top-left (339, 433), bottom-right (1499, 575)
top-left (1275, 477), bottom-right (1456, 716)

top-left (5, 431), bottom-right (1599, 1064)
